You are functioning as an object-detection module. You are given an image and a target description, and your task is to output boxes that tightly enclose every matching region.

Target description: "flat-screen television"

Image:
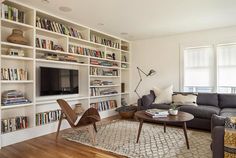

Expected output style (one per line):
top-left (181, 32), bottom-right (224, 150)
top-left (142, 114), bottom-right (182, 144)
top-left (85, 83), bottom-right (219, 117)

top-left (40, 67), bottom-right (79, 96)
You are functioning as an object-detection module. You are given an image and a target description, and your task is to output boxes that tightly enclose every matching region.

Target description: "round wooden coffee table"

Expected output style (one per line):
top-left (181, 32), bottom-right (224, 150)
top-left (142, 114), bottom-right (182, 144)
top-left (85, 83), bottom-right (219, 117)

top-left (135, 110), bottom-right (194, 149)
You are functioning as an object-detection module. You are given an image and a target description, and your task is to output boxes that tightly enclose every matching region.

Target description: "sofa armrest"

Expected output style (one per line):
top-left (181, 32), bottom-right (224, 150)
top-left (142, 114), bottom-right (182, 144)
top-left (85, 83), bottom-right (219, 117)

top-left (211, 114), bottom-right (226, 132)
top-left (212, 126), bottom-right (224, 158)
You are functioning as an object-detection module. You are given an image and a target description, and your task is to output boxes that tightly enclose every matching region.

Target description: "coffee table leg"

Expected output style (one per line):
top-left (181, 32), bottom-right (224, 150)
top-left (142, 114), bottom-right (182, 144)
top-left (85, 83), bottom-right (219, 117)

top-left (136, 119), bottom-right (143, 143)
top-left (164, 122), bottom-right (166, 133)
top-left (183, 122), bottom-right (190, 149)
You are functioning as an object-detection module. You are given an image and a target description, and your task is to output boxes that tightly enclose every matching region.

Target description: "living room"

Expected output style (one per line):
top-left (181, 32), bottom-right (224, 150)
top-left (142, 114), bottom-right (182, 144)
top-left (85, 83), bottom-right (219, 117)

top-left (0, 0), bottom-right (235, 158)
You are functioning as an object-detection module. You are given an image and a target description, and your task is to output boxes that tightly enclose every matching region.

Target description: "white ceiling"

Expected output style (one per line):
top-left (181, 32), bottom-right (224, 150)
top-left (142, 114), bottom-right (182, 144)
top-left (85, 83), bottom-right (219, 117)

top-left (18, 0), bottom-right (236, 40)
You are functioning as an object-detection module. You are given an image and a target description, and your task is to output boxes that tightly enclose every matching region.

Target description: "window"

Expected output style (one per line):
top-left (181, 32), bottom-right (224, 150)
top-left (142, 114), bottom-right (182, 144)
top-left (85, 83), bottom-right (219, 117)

top-left (183, 46), bottom-right (214, 92)
top-left (182, 43), bottom-right (236, 94)
top-left (217, 44), bottom-right (236, 93)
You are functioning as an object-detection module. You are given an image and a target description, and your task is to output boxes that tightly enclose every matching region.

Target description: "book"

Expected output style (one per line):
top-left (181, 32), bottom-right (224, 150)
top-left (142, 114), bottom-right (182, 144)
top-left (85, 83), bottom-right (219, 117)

top-left (145, 109), bottom-right (169, 118)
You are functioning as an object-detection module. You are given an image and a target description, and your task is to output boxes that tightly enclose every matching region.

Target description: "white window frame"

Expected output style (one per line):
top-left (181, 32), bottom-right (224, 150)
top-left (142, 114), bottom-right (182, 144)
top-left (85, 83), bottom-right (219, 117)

top-left (180, 40), bottom-right (236, 93)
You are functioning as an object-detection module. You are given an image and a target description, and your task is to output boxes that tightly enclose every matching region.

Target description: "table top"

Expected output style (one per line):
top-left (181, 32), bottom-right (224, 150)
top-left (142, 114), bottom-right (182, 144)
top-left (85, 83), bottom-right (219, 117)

top-left (135, 110), bottom-right (194, 123)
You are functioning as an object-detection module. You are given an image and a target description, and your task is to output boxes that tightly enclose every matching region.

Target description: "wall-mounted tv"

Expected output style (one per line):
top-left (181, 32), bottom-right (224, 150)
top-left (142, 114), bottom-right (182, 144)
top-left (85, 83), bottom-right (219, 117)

top-left (40, 67), bottom-right (79, 96)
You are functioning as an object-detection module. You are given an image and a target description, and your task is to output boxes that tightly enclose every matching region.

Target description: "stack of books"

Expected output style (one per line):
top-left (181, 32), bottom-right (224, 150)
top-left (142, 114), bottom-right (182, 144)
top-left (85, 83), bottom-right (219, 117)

top-left (90, 67), bottom-right (118, 76)
top-left (90, 34), bottom-right (120, 49)
top-left (90, 80), bottom-right (114, 86)
top-left (69, 44), bottom-right (105, 58)
top-left (35, 109), bottom-right (61, 126)
top-left (1, 68), bottom-right (27, 80)
top-left (1, 4), bottom-right (25, 23)
top-left (36, 16), bottom-right (83, 39)
top-left (36, 37), bottom-right (55, 50)
top-left (90, 100), bottom-right (117, 112)
top-left (90, 59), bottom-right (118, 67)
top-left (145, 109), bottom-right (169, 118)
top-left (1, 90), bottom-right (31, 106)
top-left (90, 88), bottom-right (118, 96)
top-left (1, 116), bottom-right (28, 133)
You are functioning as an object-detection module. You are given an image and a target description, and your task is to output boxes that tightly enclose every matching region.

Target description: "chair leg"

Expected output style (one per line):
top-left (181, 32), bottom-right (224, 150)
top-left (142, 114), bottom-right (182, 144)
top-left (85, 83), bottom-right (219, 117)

top-left (93, 122), bottom-right (98, 133)
top-left (88, 125), bottom-right (96, 144)
top-left (56, 113), bottom-right (63, 141)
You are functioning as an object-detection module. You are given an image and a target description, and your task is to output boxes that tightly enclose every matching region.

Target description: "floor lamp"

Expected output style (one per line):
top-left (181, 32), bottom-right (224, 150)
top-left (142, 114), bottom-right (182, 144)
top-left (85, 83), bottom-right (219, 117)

top-left (134, 67), bottom-right (156, 98)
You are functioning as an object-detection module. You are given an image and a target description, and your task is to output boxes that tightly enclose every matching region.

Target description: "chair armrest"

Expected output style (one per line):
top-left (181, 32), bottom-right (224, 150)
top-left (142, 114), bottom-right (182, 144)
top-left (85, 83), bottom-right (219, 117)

top-left (212, 126), bottom-right (224, 158)
top-left (211, 114), bottom-right (226, 132)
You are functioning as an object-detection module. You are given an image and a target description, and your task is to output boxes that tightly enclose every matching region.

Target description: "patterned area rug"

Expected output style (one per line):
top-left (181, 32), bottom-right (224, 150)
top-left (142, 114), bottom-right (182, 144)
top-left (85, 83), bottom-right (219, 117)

top-left (62, 120), bottom-right (212, 158)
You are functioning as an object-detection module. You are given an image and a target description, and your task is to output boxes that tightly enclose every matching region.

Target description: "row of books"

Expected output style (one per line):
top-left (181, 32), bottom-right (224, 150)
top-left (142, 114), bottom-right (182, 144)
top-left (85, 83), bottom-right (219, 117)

top-left (36, 109), bottom-right (61, 126)
top-left (36, 16), bottom-right (83, 39)
top-left (1, 116), bottom-right (28, 133)
top-left (90, 34), bottom-right (120, 49)
top-left (90, 88), bottom-right (118, 96)
top-left (90, 80), bottom-right (114, 86)
top-left (68, 44), bottom-right (105, 58)
top-left (1, 4), bottom-right (25, 23)
top-left (1, 90), bottom-right (31, 106)
top-left (90, 100), bottom-right (117, 112)
top-left (1, 68), bottom-right (28, 81)
top-left (36, 38), bottom-right (55, 50)
top-left (90, 67), bottom-right (119, 76)
top-left (90, 59), bottom-right (118, 67)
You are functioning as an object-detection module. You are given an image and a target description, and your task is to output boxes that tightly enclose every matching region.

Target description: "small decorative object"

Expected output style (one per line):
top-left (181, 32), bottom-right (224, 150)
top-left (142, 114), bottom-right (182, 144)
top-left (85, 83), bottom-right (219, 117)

top-left (112, 53), bottom-right (116, 60)
top-left (168, 104), bottom-right (179, 115)
top-left (8, 48), bottom-right (24, 57)
top-left (74, 103), bottom-right (84, 115)
top-left (121, 83), bottom-right (125, 93)
top-left (121, 98), bottom-right (127, 106)
top-left (7, 29), bottom-right (28, 45)
top-left (53, 45), bottom-right (64, 51)
top-left (116, 104), bottom-right (137, 119)
top-left (121, 45), bottom-right (128, 51)
top-left (134, 67), bottom-right (156, 98)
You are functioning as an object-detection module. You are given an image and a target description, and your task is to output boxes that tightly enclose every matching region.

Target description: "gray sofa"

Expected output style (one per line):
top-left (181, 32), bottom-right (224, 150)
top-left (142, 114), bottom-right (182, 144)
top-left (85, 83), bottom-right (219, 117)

top-left (137, 90), bottom-right (236, 130)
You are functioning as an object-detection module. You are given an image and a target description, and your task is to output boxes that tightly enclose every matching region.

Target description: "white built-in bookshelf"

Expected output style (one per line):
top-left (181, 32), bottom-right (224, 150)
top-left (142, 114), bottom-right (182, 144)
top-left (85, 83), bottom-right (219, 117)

top-left (0, 0), bottom-right (131, 147)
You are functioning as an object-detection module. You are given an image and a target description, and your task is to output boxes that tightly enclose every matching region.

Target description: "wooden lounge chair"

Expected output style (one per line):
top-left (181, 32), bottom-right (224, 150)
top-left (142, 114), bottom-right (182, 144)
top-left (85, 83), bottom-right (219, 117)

top-left (56, 99), bottom-right (101, 143)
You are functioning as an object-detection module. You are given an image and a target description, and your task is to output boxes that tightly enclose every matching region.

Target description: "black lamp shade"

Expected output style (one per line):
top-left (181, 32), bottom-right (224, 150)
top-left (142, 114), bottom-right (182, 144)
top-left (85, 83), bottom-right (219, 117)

top-left (147, 69), bottom-right (156, 76)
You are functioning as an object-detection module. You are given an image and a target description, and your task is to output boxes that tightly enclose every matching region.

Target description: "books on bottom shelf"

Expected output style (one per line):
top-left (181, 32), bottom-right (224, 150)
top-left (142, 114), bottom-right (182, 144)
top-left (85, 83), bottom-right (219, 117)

top-left (1, 90), bottom-right (31, 106)
top-left (90, 100), bottom-right (117, 112)
top-left (145, 109), bottom-right (169, 118)
top-left (1, 116), bottom-right (28, 134)
top-left (36, 109), bottom-right (61, 126)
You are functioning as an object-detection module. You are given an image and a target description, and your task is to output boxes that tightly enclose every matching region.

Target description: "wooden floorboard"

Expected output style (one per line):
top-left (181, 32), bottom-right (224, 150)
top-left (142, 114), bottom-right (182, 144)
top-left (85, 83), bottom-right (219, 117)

top-left (0, 115), bottom-right (126, 158)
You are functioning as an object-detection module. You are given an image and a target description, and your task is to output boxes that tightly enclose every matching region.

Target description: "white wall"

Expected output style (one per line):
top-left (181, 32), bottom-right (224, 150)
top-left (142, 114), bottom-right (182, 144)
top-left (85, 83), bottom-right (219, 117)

top-left (130, 26), bottom-right (236, 103)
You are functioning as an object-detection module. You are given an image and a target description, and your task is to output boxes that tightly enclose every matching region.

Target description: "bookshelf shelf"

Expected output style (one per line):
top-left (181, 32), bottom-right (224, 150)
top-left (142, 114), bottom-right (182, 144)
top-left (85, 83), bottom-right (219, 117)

top-left (90, 93), bottom-right (120, 99)
top-left (36, 58), bottom-right (88, 66)
top-left (90, 75), bottom-right (120, 78)
top-left (0, 42), bottom-right (34, 49)
top-left (1, 80), bottom-right (34, 84)
top-left (1, 55), bottom-right (33, 61)
top-left (0, 0), bottom-right (130, 147)
top-left (90, 85), bottom-right (120, 88)
top-left (121, 92), bottom-right (130, 95)
top-left (1, 18), bottom-right (33, 30)
top-left (90, 65), bottom-right (120, 69)
top-left (1, 103), bottom-right (33, 110)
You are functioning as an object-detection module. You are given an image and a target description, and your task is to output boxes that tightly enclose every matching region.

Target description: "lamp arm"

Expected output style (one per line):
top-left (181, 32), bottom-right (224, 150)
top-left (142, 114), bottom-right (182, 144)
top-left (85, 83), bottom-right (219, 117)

top-left (134, 67), bottom-right (144, 98)
top-left (137, 67), bottom-right (149, 76)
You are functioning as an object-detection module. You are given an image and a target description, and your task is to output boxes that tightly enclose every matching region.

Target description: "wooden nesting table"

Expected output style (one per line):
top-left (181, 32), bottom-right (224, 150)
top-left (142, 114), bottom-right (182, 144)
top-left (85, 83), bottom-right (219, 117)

top-left (135, 110), bottom-right (194, 149)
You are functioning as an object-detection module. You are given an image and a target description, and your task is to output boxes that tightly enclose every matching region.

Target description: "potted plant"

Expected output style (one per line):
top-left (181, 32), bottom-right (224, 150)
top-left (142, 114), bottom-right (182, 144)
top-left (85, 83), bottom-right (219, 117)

top-left (168, 104), bottom-right (179, 115)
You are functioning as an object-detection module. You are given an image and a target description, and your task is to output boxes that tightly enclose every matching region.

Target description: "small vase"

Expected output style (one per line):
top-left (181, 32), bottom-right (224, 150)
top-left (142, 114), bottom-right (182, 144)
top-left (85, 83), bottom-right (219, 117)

top-left (168, 109), bottom-right (178, 115)
top-left (7, 29), bottom-right (28, 45)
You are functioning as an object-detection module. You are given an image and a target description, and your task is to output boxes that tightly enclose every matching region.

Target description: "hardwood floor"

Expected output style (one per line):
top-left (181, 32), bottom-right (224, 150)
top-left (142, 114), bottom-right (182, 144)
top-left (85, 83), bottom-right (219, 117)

top-left (0, 115), bottom-right (126, 158)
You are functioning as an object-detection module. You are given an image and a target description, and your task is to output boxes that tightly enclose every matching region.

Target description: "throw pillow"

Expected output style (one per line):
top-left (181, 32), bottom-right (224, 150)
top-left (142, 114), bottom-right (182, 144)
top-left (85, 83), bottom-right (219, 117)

top-left (224, 117), bottom-right (236, 157)
top-left (153, 85), bottom-right (173, 104)
top-left (172, 93), bottom-right (198, 106)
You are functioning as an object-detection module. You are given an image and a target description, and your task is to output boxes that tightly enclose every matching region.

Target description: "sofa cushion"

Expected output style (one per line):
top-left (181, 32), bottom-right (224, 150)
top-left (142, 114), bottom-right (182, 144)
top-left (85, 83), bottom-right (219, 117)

top-left (197, 93), bottom-right (218, 107)
top-left (179, 105), bottom-right (220, 119)
top-left (149, 103), bottom-right (170, 110)
top-left (218, 94), bottom-right (236, 108)
top-left (220, 108), bottom-right (236, 117)
top-left (142, 94), bottom-right (155, 107)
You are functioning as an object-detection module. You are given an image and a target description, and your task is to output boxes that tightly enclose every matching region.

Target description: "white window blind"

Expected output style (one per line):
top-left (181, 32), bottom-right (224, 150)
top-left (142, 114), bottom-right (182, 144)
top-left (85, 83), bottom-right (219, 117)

top-left (183, 46), bottom-right (214, 92)
top-left (217, 44), bottom-right (236, 93)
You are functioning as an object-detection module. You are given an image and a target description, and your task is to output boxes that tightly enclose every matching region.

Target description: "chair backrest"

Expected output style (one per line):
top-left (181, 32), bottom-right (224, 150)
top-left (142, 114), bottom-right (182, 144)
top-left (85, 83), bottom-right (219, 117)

top-left (57, 99), bottom-right (77, 127)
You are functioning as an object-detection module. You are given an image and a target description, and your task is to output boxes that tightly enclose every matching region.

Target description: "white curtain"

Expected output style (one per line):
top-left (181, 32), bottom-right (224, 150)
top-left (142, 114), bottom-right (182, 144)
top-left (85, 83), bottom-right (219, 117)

top-left (217, 44), bottom-right (236, 93)
top-left (184, 46), bottom-right (214, 91)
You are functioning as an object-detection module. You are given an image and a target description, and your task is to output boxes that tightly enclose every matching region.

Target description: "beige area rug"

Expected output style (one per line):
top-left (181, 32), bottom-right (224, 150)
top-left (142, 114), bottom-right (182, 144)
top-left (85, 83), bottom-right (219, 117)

top-left (62, 120), bottom-right (212, 158)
